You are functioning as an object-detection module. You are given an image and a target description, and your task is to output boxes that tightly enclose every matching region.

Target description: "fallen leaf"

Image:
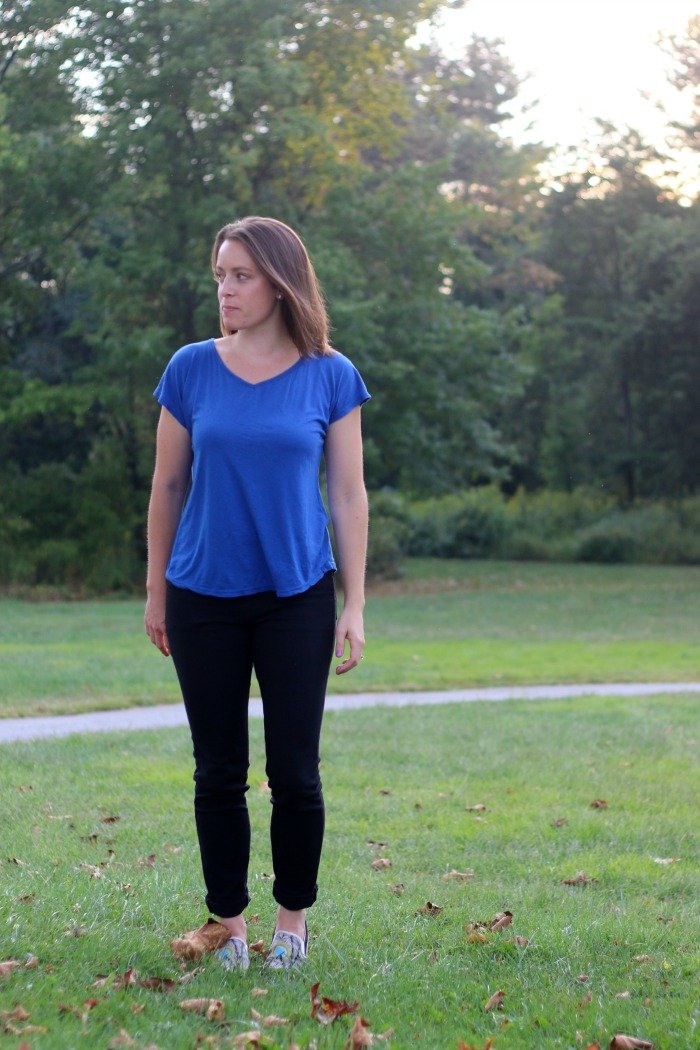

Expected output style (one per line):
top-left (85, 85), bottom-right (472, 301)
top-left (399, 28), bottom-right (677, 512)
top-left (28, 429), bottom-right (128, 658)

top-left (138, 976), bottom-right (177, 992)
top-left (367, 840), bottom-right (388, 850)
top-left (100, 815), bottom-right (121, 823)
top-left (415, 901), bottom-right (443, 917)
top-left (652, 857), bottom-right (679, 865)
top-left (590, 799), bottom-right (608, 809)
top-left (511, 936), bottom-right (529, 947)
top-left (552, 817), bottom-right (568, 827)
top-left (466, 803), bottom-right (487, 812)
top-left (63, 924), bottom-right (88, 937)
top-left (562, 871), bottom-right (599, 886)
top-left (177, 966), bottom-right (204, 984)
top-left (457, 1041), bottom-right (494, 1050)
top-left (616, 990), bottom-right (631, 999)
top-left (378, 789), bottom-right (391, 796)
top-left (139, 853), bottom-right (157, 867)
top-left (171, 918), bottom-right (230, 960)
top-left (489, 911), bottom-right (513, 931)
top-left (4, 1025), bottom-right (48, 1035)
top-left (23, 954), bottom-right (38, 969)
top-left (92, 974), bottom-right (111, 987)
top-left (442, 869), bottom-right (474, 882)
top-left (387, 882), bottom-right (404, 895)
top-left (584, 1044), bottom-right (601, 1049)
top-left (107, 1032), bottom-right (137, 1048)
top-left (579, 992), bottom-right (593, 1006)
top-left (0, 960), bottom-right (20, 978)
top-left (609, 1037), bottom-right (654, 1049)
top-left (113, 968), bottom-right (139, 988)
top-left (251, 1007), bottom-right (289, 1027)
top-left (251, 987), bottom-right (269, 998)
top-left (371, 857), bottom-right (392, 870)
top-left (344, 1016), bottom-right (373, 1048)
top-left (0, 1006), bottom-right (30, 1021)
top-left (310, 982), bottom-right (359, 1025)
top-left (249, 939), bottom-right (266, 955)
top-left (17, 894), bottom-right (35, 905)
top-left (80, 863), bottom-right (103, 878)
top-left (467, 931), bottom-right (488, 944)
top-left (179, 997), bottom-right (225, 1022)
top-left (483, 989), bottom-right (505, 1011)
top-left (634, 954), bottom-right (651, 963)
top-left (231, 1033), bottom-right (273, 1047)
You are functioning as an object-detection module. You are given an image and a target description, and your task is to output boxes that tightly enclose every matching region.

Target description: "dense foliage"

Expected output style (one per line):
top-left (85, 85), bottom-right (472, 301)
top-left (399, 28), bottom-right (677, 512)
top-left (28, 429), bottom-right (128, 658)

top-left (1, 2), bottom-right (697, 589)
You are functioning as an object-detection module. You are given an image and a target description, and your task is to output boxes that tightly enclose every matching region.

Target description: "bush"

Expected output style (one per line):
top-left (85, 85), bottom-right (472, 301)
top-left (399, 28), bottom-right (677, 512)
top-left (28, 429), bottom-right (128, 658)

top-left (406, 487), bottom-right (512, 559)
top-left (30, 539), bottom-right (81, 585)
top-left (574, 503), bottom-right (700, 564)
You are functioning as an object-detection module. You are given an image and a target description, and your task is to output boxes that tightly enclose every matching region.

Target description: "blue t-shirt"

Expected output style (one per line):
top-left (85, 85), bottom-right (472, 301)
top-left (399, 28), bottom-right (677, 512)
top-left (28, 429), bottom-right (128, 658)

top-left (154, 339), bottom-right (370, 598)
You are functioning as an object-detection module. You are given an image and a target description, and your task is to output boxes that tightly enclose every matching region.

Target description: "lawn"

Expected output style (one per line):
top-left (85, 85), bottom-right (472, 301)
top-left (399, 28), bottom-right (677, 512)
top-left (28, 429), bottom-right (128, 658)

top-left (1, 560), bottom-right (699, 718)
top-left (1, 693), bottom-right (698, 1048)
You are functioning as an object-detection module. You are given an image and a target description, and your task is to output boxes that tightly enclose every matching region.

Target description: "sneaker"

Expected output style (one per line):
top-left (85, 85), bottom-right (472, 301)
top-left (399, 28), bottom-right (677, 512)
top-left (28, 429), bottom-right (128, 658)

top-left (263, 925), bottom-right (308, 970)
top-left (217, 936), bottom-right (250, 972)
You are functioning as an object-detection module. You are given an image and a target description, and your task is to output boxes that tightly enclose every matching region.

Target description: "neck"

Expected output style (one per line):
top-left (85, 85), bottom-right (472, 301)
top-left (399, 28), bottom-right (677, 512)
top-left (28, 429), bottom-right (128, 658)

top-left (229, 318), bottom-right (297, 360)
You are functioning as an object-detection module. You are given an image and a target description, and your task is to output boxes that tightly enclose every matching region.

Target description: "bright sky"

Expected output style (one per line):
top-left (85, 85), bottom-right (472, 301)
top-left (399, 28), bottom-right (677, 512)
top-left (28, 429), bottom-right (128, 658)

top-left (423, 0), bottom-right (698, 189)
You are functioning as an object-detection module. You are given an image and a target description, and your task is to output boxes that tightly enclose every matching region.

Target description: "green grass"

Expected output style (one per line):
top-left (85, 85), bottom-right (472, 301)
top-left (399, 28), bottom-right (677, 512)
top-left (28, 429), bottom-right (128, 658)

top-left (1, 694), bottom-right (698, 1048)
top-left (1, 561), bottom-right (699, 717)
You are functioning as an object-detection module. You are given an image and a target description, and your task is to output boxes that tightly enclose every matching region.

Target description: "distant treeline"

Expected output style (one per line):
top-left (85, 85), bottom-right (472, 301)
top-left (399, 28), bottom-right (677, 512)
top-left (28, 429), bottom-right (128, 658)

top-left (1, 3), bottom-right (698, 592)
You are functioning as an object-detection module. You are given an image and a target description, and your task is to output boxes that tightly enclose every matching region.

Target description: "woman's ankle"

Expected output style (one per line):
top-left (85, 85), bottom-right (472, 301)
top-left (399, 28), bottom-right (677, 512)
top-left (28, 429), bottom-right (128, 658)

top-left (216, 914), bottom-right (247, 940)
top-left (275, 906), bottom-right (306, 939)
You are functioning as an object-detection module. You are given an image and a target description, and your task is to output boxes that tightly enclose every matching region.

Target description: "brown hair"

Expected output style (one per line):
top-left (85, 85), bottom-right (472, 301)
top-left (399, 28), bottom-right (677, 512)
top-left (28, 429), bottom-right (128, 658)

top-left (211, 216), bottom-right (331, 356)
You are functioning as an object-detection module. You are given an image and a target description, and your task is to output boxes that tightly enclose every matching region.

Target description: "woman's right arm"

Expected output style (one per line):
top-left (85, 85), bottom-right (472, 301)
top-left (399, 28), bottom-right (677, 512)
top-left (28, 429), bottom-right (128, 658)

top-left (144, 407), bottom-right (193, 656)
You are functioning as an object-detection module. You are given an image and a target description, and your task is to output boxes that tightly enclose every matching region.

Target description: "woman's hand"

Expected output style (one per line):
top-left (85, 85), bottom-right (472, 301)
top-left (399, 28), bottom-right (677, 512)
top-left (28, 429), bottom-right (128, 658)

top-left (334, 606), bottom-right (365, 674)
top-left (144, 592), bottom-right (171, 657)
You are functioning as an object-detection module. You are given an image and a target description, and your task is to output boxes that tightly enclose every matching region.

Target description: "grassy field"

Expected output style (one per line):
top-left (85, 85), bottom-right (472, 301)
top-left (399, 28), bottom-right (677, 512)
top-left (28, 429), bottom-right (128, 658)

top-left (1, 560), bottom-right (699, 718)
top-left (1, 693), bottom-right (697, 1048)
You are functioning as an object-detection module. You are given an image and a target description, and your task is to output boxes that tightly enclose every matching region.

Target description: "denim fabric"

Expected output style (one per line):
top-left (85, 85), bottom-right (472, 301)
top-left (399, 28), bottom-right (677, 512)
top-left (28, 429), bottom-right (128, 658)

top-left (166, 571), bottom-right (336, 916)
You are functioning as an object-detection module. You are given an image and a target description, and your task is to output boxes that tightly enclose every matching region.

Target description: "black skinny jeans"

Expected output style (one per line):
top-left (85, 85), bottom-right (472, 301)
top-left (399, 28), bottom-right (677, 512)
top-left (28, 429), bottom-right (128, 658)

top-left (165, 571), bottom-right (336, 918)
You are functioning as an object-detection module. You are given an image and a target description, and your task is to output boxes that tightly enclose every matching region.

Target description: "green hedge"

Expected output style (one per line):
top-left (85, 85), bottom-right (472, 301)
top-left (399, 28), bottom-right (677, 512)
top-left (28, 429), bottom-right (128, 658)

top-left (365, 487), bottom-right (700, 578)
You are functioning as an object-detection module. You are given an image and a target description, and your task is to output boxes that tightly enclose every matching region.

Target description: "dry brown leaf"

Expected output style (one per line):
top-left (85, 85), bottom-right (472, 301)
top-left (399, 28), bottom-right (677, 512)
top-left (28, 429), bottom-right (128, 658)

top-left (0, 960), bottom-right (20, 978)
top-left (113, 968), bottom-right (139, 988)
top-left (171, 918), bottom-right (230, 960)
top-left (0, 1006), bottom-right (30, 1021)
top-left (63, 924), bottom-right (88, 937)
top-left (100, 814), bottom-right (120, 823)
top-left (457, 1040), bottom-right (494, 1050)
top-left (562, 871), bottom-right (599, 886)
top-left (388, 882), bottom-right (404, 896)
top-left (23, 954), bottom-right (38, 970)
top-left (179, 997), bottom-right (225, 1022)
top-left (483, 989), bottom-right (505, 1011)
top-left (511, 936), bottom-right (529, 947)
top-left (468, 931), bottom-right (488, 944)
top-left (584, 1044), bottom-right (601, 1050)
top-left (310, 981), bottom-right (359, 1025)
top-left (81, 863), bottom-right (103, 878)
top-left (251, 987), bottom-right (269, 998)
top-left (177, 966), bottom-right (204, 984)
top-left (578, 992), bottom-right (593, 1006)
top-left (139, 853), bottom-right (157, 867)
top-left (250, 1007), bottom-right (290, 1027)
top-left (344, 1016), bottom-right (373, 1048)
top-left (609, 1037), bottom-right (654, 1049)
top-left (107, 1032), bottom-right (137, 1049)
top-left (590, 799), bottom-right (609, 809)
top-left (367, 840), bottom-right (388, 850)
top-left (378, 789), bottom-right (391, 796)
top-left (466, 803), bottom-right (487, 812)
top-left (489, 910), bottom-right (513, 931)
top-left (615, 991), bottom-right (631, 999)
top-left (416, 901), bottom-right (443, 917)
top-left (442, 869), bottom-right (475, 882)
top-left (249, 938), bottom-right (266, 955)
top-left (4, 1024), bottom-right (48, 1035)
top-left (634, 954), bottom-right (651, 963)
top-left (576, 974), bottom-right (589, 983)
top-left (138, 976), bottom-right (177, 992)
top-left (652, 857), bottom-right (679, 865)
top-left (371, 858), bottom-right (391, 871)
top-left (231, 1033), bottom-right (273, 1048)
top-left (552, 817), bottom-right (568, 827)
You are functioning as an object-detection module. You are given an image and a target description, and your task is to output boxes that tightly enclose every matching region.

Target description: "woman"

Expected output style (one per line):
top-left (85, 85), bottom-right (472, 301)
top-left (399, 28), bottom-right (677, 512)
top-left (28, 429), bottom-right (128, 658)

top-left (144, 216), bottom-right (370, 971)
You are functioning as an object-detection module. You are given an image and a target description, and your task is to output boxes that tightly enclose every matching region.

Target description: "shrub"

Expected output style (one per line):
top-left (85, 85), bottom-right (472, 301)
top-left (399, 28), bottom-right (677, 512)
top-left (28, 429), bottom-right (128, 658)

top-left (406, 487), bottom-right (512, 559)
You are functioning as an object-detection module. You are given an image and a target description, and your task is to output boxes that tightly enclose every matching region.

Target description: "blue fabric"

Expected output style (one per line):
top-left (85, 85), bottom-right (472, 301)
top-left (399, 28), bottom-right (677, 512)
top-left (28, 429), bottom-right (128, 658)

top-left (154, 339), bottom-right (370, 597)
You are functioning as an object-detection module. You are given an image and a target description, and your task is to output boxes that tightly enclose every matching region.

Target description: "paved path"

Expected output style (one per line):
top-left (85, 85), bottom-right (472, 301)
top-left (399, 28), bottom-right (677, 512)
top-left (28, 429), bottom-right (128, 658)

top-left (1, 682), bottom-right (699, 743)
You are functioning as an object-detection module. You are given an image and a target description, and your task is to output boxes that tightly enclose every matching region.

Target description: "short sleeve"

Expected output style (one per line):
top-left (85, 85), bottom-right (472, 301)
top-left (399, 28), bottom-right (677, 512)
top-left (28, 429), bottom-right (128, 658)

top-left (153, 347), bottom-right (192, 430)
top-left (329, 353), bottom-right (371, 424)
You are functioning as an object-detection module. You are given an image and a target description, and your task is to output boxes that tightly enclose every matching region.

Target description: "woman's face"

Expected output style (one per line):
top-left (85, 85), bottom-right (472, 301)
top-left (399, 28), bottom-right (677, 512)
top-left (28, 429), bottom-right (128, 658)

top-left (214, 238), bottom-right (279, 333)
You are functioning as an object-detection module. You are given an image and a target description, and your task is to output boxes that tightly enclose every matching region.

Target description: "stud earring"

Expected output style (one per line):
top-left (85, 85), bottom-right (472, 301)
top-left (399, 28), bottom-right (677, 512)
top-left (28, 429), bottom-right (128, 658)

top-left (276, 294), bottom-right (283, 300)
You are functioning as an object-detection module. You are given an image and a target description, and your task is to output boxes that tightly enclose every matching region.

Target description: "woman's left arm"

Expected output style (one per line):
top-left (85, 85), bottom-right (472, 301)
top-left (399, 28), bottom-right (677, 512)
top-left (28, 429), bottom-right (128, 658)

top-left (325, 405), bottom-right (369, 675)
